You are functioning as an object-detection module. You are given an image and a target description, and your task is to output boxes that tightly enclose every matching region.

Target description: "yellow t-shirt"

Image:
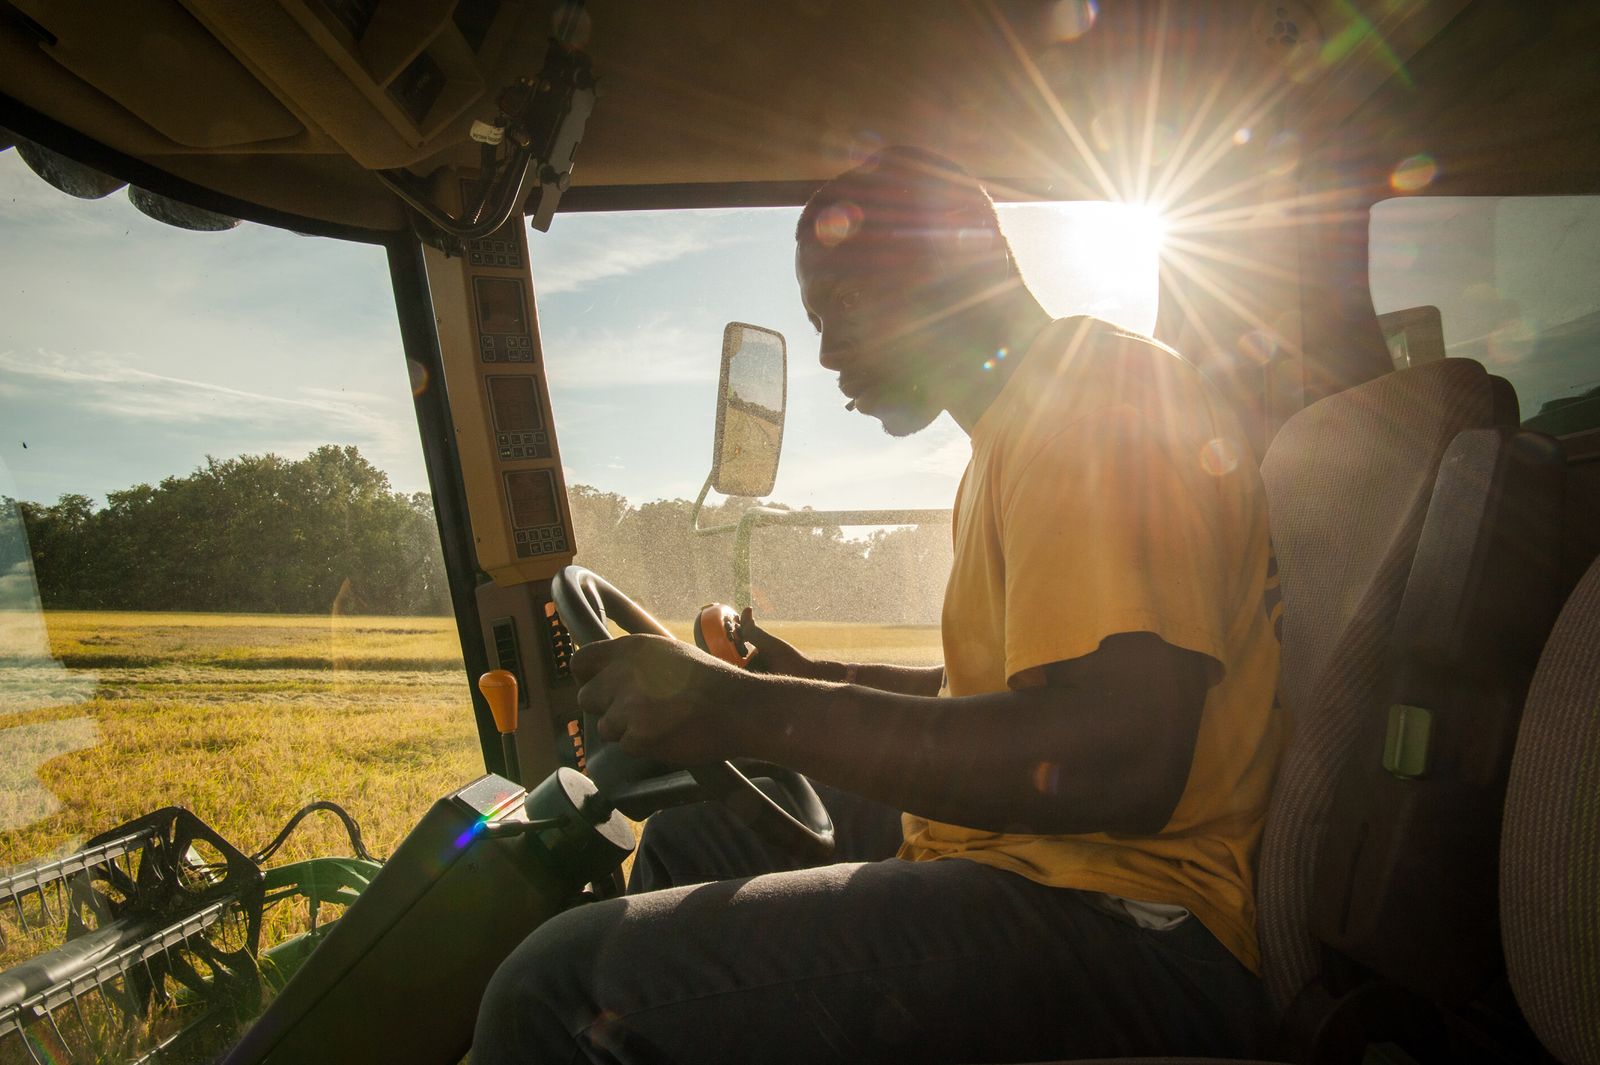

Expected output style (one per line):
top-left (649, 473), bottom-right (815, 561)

top-left (899, 316), bottom-right (1285, 972)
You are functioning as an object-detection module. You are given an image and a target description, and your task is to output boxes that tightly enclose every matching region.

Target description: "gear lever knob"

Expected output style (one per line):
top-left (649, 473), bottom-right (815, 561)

top-left (479, 669), bottom-right (519, 734)
top-left (478, 670), bottom-right (522, 785)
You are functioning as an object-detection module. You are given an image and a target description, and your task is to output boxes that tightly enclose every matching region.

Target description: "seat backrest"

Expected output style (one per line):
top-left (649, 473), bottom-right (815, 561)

top-left (1500, 553), bottom-right (1600, 1065)
top-left (1310, 427), bottom-right (1567, 1003)
top-left (1256, 357), bottom-right (1501, 1012)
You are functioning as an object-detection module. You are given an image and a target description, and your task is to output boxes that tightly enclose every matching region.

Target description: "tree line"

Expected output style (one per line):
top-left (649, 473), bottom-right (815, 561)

top-left (5, 447), bottom-right (950, 623)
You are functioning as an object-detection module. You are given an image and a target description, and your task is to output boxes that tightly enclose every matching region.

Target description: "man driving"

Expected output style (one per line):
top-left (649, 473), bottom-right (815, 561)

top-left (475, 147), bottom-right (1284, 1063)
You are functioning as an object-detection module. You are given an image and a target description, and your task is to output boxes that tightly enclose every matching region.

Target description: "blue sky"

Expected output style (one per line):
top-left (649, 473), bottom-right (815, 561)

top-left (0, 150), bottom-right (1160, 515)
top-left (6, 146), bottom-right (1599, 521)
top-left (0, 153), bottom-right (416, 506)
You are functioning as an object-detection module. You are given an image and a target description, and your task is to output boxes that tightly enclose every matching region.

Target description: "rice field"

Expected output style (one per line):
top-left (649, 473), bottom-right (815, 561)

top-left (0, 610), bottom-right (940, 1061)
top-left (2, 610), bottom-right (940, 893)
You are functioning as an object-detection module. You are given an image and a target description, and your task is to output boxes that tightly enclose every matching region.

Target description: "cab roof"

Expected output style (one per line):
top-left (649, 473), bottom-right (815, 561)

top-left (0, 0), bottom-right (1489, 236)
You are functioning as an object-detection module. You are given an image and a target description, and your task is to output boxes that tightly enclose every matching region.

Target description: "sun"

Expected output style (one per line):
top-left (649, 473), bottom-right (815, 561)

top-left (997, 200), bottom-right (1167, 335)
top-left (1126, 201), bottom-right (1169, 254)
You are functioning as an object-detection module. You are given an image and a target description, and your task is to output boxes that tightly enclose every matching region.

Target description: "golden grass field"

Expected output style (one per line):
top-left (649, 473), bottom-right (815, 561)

top-left (0, 609), bottom-right (940, 1061)
top-left (2, 610), bottom-right (941, 927)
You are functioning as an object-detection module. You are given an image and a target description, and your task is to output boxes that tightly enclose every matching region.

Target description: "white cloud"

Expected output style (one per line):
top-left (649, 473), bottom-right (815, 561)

top-left (0, 348), bottom-right (395, 435)
top-left (0, 349), bottom-right (420, 495)
top-left (536, 227), bottom-right (719, 295)
top-left (543, 317), bottom-right (720, 389)
top-left (0, 152), bottom-right (434, 500)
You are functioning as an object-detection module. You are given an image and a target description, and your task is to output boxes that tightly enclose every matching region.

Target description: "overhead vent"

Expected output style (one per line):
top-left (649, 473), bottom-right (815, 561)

top-left (391, 50), bottom-right (447, 125)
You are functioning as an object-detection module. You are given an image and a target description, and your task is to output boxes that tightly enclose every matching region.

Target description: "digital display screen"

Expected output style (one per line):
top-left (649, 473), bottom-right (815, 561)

top-left (504, 469), bottom-right (562, 530)
top-left (474, 277), bottom-right (528, 336)
top-left (488, 376), bottom-right (543, 433)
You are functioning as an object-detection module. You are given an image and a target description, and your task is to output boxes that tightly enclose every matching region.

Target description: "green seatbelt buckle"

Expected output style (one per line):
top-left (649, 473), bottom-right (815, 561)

top-left (1383, 704), bottom-right (1434, 779)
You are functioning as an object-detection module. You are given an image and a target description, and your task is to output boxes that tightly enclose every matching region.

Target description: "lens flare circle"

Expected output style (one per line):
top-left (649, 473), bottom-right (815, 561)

top-left (1390, 154), bottom-right (1439, 193)
top-left (407, 358), bottom-right (430, 397)
top-left (1238, 330), bottom-right (1279, 366)
top-left (815, 201), bottom-right (863, 247)
top-left (1048, 0), bottom-right (1098, 41)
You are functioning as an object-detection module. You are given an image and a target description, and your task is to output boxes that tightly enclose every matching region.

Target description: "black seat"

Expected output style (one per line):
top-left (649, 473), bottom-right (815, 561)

top-left (1010, 359), bottom-right (1514, 1065)
top-left (1254, 359), bottom-right (1515, 1025)
top-left (1028, 368), bottom-right (1579, 1063)
top-left (1500, 552), bottom-right (1600, 1065)
top-left (1311, 427), bottom-right (1568, 1007)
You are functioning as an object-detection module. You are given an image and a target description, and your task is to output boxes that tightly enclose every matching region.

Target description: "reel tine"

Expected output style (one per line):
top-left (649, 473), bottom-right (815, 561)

top-left (11, 892), bottom-right (31, 933)
top-left (19, 1027), bottom-right (47, 1065)
top-left (35, 883), bottom-right (55, 925)
top-left (143, 951), bottom-right (160, 999)
top-left (69, 989), bottom-right (92, 1048)
top-left (44, 1006), bottom-right (73, 1062)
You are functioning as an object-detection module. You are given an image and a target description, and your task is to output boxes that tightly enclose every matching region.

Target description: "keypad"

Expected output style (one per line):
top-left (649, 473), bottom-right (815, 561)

top-left (514, 524), bottom-right (569, 557)
top-left (466, 237), bottom-right (521, 269)
top-left (496, 430), bottom-right (550, 461)
top-left (479, 334), bottom-right (535, 363)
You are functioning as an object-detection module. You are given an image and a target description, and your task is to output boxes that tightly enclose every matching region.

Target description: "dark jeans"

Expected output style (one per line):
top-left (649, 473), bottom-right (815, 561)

top-left (474, 785), bottom-right (1268, 1064)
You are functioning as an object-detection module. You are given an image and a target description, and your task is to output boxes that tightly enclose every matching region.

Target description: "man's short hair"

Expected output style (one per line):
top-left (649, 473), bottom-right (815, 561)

top-left (796, 146), bottom-right (1007, 261)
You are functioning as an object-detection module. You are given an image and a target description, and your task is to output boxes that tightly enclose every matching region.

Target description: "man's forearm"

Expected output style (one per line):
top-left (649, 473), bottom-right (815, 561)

top-left (812, 661), bottom-right (943, 697)
top-left (727, 667), bottom-right (1201, 837)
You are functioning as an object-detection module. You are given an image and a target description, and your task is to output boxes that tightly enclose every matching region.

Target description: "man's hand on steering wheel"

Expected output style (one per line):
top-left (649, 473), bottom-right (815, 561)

top-left (571, 634), bottom-right (756, 767)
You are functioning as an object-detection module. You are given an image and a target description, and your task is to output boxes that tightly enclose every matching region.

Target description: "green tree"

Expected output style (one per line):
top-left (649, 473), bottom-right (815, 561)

top-left (19, 447), bottom-right (452, 615)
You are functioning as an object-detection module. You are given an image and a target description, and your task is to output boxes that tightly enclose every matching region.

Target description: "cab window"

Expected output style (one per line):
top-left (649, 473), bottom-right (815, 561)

top-left (1369, 195), bottom-right (1600, 434)
top-left (0, 152), bottom-right (475, 933)
top-left (529, 201), bottom-right (1161, 655)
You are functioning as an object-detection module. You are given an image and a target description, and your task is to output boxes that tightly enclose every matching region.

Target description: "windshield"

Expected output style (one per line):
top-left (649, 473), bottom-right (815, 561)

top-left (0, 153), bottom-right (1164, 1056)
top-left (533, 203), bottom-right (1160, 511)
top-left (531, 202), bottom-right (1162, 645)
top-left (0, 150), bottom-right (476, 1053)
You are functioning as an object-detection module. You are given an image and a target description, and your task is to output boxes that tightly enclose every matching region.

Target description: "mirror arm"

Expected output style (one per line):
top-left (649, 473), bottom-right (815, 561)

top-left (688, 473), bottom-right (741, 537)
top-left (732, 505), bottom-right (803, 609)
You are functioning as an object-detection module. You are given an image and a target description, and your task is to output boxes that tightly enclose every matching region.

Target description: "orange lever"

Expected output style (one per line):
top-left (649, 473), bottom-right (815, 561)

top-left (478, 669), bottom-right (519, 735)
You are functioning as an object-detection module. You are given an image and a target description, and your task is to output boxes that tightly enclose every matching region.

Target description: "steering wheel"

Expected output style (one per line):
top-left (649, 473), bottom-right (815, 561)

top-left (551, 565), bottom-right (836, 862)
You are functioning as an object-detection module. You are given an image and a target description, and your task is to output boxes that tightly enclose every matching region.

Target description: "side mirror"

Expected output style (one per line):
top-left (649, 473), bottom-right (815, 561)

top-left (711, 322), bottom-right (786, 498)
